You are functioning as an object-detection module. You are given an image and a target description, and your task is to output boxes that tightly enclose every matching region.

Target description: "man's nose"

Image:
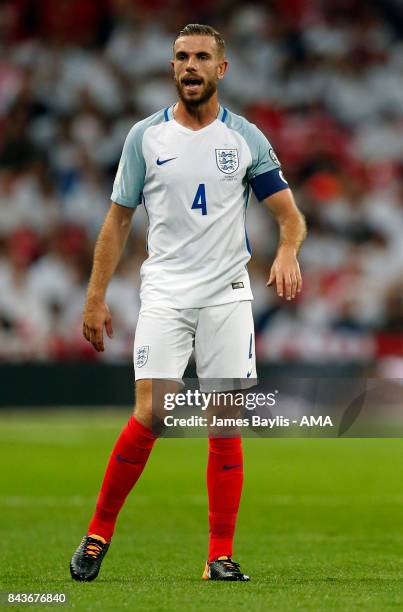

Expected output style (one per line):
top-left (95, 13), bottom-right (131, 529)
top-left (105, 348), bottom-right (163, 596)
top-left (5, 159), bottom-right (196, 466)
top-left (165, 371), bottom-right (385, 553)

top-left (185, 56), bottom-right (197, 71)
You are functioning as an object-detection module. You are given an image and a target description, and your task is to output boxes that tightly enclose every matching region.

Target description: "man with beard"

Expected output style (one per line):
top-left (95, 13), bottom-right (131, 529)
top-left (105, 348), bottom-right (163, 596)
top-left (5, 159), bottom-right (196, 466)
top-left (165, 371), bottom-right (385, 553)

top-left (70, 24), bottom-right (306, 583)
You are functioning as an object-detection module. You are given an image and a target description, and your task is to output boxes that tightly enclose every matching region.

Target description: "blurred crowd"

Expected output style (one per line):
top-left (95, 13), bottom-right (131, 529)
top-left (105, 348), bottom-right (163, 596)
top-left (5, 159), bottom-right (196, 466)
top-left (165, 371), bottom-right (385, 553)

top-left (0, 0), bottom-right (402, 363)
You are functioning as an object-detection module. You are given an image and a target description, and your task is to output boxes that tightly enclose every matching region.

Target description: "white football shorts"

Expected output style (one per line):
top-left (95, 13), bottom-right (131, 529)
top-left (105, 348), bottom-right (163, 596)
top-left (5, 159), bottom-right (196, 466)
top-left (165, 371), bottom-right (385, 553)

top-left (133, 301), bottom-right (257, 390)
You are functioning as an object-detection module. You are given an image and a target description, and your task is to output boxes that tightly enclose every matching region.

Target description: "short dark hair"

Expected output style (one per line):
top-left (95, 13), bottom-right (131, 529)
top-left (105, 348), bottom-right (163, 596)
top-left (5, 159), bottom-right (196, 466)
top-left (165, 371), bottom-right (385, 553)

top-left (173, 24), bottom-right (225, 57)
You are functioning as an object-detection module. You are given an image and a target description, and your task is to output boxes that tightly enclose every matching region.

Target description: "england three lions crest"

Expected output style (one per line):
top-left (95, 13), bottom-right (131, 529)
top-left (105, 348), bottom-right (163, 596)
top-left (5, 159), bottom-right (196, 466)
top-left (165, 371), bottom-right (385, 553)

top-left (135, 345), bottom-right (149, 368)
top-left (215, 149), bottom-right (239, 174)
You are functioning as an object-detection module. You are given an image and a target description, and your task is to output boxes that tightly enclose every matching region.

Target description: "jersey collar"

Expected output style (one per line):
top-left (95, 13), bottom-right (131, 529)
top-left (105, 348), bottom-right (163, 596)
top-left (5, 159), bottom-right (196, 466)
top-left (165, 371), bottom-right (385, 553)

top-left (164, 104), bottom-right (228, 126)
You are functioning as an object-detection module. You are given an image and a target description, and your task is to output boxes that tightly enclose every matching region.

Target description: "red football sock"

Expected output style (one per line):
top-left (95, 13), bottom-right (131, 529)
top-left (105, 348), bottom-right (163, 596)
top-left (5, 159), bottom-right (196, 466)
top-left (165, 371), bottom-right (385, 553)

top-left (88, 416), bottom-right (157, 542)
top-left (207, 437), bottom-right (243, 562)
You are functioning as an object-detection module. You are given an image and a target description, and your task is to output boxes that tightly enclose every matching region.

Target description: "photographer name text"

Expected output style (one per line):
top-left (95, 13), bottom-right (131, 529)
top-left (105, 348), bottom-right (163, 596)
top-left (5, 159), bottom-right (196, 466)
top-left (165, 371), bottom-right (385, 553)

top-left (163, 415), bottom-right (334, 428)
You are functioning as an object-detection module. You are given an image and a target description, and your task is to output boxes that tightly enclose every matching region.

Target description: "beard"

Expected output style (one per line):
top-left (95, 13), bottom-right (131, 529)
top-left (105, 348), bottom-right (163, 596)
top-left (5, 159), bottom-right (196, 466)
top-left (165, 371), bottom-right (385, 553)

top-left (175, 77), bottom-right (217, 109)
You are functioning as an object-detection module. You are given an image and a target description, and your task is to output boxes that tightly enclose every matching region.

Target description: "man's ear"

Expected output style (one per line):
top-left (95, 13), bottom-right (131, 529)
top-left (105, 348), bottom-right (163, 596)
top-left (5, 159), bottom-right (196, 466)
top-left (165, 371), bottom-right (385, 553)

top-left (217, 59), bottom-right (228, 80)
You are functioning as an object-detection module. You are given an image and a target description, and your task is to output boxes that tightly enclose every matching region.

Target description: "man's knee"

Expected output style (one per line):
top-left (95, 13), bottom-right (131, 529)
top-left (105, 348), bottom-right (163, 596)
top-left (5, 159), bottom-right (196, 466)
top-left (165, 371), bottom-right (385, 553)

top-left (134, 379), bottom-right (182, 432)
top-left (133, 380), bottom-right (153, 429)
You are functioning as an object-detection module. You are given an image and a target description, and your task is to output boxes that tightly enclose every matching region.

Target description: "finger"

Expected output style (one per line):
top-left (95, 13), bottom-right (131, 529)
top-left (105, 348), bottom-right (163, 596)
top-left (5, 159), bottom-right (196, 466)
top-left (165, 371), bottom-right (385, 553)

top-left (291, 272), bottom-right (298, 299)
top-left (276, 271), bottom-right (284, 297)
top-left (90, 327), bottom-right (104, 352)
top-left (105, 317), bottom-right (114, 339)
top-left (83, 323), bottom-right (90, 341)
top-left (84, 324), bottom-right (92, 343)
top-left (296, 270), bottom-right (302, 293)
top-left (95, 326), bottom-right (104, 352)
top-left (284, 273), bottom-right (292, 300)
top-left (88, 329), bottom-right (97, 350)
top-left (267, 267), bottom-right (275, 287)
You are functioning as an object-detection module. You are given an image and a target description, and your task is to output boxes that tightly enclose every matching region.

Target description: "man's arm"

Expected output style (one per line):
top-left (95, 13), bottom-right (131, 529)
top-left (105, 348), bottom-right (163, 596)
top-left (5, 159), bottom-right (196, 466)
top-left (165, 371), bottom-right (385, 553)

top-left (83, 202), bottom-right (135, 352)
top-left (263, 188), bottom-right (307, 301)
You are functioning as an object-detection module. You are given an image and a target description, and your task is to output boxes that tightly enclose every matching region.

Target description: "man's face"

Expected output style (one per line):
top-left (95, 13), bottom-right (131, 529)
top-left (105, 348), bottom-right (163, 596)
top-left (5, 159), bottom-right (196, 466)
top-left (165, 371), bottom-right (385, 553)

top-left (172, 35), bottom-right (228, 107)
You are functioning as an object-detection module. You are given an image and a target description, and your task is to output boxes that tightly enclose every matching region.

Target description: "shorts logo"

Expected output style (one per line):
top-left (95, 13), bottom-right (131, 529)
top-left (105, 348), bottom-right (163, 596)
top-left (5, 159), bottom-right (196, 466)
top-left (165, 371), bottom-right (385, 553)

top-left (232, 282), bottom-right (244, 289)
top-left (215, 149), bottom-right (239, 174)
top-left (135, 345), bottom-right (149, 368)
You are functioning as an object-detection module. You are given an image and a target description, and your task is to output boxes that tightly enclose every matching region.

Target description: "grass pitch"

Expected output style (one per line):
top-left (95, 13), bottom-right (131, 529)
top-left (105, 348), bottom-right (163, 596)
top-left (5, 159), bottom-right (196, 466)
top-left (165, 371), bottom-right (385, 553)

top-left (1, 409), bottom-right (403, 611)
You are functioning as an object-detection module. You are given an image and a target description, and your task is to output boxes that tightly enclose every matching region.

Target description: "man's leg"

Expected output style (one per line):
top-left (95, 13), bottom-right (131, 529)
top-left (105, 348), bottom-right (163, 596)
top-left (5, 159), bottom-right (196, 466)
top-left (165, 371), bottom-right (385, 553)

top-left (207, 436), bottom-right (243, 561)
top-left (196, 301), bottom-right (254, 580)
top-left (70, 380), bottom-right (158, 582)
top-left (202, 429), bottom-right (249, 580)
top-left (70, 305), bottom-right (195, 581)
top-left (87, 380), bottom-right (156, 543)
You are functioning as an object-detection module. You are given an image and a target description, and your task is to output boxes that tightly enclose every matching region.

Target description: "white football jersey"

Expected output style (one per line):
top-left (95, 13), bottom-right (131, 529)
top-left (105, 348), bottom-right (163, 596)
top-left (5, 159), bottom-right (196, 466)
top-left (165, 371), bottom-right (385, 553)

top-left (111, 105), bottom-right (288, 309)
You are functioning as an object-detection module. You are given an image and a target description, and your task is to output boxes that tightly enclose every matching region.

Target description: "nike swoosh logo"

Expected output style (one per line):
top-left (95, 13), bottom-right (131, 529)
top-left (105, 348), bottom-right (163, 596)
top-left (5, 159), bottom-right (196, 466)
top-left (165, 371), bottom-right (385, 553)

top-left (156, 157), bottom-right (177, 166)
top-left (115, 454), bottom-right (142, 465)
top-left (246, 370), bottom-right (252, 378)
top-left (223, 464), bottom-right (242, 471)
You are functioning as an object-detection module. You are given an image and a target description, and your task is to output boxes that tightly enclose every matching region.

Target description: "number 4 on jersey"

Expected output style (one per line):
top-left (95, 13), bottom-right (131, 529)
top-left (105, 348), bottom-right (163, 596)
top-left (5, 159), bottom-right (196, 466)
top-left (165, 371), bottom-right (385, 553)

top-left (191, 183), bottom-right (207, 216)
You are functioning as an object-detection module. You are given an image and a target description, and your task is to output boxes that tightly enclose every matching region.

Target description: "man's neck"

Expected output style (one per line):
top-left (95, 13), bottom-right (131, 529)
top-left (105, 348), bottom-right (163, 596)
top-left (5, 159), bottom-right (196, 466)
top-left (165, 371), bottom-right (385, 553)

top-left (174, 96), bottom-right (220, 130)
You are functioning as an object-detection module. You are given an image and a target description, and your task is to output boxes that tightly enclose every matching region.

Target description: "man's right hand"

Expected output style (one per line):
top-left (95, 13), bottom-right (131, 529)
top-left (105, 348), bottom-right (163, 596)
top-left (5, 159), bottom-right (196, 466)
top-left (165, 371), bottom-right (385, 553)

top-left (83, 299), bottom-right (114, 352)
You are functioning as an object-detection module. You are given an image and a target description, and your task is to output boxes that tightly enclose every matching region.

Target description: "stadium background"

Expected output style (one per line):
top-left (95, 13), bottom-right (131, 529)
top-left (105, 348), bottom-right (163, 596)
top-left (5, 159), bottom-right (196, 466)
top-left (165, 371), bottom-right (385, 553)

top-left (1, 0), bottom-right (402, 375)
top-left (1, 1), bottom-right (403, 610)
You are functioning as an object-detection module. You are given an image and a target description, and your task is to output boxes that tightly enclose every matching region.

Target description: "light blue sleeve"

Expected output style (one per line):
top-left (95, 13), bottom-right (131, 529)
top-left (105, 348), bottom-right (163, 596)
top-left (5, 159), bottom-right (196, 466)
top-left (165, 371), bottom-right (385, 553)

top-left (226, 112), bottom-right (281, 177)
top-left (226, 111), bottom-right (289, 201)
top-left (111, 124), bottom-right (146, 208)
top-left (244, 122), bottom-right (282, 180)
top-left (111, 109), bottom-right (166, 208)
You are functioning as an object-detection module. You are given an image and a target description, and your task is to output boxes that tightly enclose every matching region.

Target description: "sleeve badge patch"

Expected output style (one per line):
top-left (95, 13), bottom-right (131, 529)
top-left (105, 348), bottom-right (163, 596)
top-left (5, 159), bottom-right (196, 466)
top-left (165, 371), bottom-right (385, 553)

top-left (269, 148), bottom-right (280, 166)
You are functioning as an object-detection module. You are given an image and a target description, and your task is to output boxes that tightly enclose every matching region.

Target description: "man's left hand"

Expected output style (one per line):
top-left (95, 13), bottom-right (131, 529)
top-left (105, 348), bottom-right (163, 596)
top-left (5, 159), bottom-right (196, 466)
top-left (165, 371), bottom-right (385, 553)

top-left (267, 246), bottom-right (302, 300)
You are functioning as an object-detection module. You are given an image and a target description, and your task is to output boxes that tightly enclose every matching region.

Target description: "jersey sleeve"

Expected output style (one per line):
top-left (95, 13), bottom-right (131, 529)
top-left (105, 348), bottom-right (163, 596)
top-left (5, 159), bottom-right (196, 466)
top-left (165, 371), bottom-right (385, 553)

top-left (246, 124), bottom-right (289, 202)
top-left (111, 124), bottom-right (146, 208)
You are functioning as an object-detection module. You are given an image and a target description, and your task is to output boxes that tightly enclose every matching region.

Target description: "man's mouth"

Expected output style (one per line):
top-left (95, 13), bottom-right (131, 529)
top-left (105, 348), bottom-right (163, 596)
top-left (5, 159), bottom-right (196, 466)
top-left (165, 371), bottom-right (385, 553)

top-left (181, 77), bottom-right (203, 93)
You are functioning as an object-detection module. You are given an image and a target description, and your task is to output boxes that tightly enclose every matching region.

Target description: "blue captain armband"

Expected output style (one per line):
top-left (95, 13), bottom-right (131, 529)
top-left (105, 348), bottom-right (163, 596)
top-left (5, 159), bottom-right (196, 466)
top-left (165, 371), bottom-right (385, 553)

top-left (250, 168), bottom-right (289, 202)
